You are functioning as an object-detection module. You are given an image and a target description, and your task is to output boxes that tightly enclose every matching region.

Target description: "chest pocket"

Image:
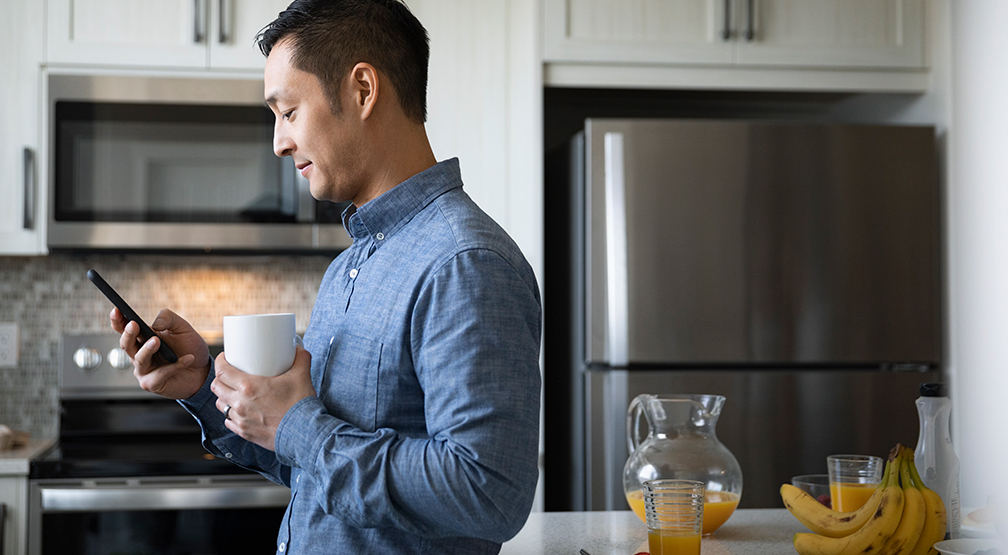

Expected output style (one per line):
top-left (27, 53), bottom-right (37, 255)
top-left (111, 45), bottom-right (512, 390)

top-left (320, 332), bottom-right (382, 432)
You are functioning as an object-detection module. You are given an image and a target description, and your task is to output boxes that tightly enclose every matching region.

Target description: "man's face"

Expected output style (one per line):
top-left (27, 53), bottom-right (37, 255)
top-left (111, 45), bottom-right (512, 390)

top-left (264, 39), bottom-right (365, 204)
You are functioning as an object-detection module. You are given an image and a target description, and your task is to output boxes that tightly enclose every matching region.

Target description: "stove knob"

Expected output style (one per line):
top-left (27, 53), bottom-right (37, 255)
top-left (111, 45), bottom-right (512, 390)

top-left (73, 347), bottom-right (102, 371)
top-left (108, 347), bottom-right (132, 370)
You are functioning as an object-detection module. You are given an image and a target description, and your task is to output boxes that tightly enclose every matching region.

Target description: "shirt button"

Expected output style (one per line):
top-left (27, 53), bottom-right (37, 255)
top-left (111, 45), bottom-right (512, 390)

top-left (376, 232), bottom-right (385, 240)
top-left (349, 268), bottom-right (358, 279)
top-left (279, 542), bottom-right (286, 552)
top-left (224, 452), bottom-right (233, 459)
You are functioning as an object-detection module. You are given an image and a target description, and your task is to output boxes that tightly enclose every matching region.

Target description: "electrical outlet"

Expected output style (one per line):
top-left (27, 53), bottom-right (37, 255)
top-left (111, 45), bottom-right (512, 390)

top-left (0, 322), bottom-right (18, 367)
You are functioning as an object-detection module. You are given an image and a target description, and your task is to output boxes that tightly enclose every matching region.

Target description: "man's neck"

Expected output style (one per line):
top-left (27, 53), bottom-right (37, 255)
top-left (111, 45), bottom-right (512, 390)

top-left (355, 126), bottom-right (437, 206)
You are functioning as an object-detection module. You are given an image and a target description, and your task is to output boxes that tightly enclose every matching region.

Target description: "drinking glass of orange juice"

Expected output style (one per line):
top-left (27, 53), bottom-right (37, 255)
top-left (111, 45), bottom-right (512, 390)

top-left (643, 479), bottom-right (705, 555)
top-left (827, 454), bottom-right (883, 512)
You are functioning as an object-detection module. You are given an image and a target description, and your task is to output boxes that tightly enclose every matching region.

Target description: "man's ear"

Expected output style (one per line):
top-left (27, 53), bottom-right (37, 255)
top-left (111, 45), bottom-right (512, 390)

top-left (348, 62), bottom-right (378, 120)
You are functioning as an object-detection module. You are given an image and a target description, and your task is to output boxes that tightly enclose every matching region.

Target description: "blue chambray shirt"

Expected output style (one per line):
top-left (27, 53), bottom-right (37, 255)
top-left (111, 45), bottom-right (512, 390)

top-left (181, 158), bottom-right (542, 554)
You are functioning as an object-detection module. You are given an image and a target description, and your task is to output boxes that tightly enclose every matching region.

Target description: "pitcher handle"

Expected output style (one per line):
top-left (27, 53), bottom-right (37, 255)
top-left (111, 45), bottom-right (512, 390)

top-left (627, 394), bottom-right (646, 455)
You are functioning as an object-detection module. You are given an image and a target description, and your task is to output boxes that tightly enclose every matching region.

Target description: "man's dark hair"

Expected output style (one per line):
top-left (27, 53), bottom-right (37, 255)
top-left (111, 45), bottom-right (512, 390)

top-left (256, 0), bottom-right (429, 124)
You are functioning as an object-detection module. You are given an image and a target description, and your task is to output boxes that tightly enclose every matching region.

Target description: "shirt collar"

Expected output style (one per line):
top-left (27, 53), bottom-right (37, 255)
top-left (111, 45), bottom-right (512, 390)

top-left (341, 158), bottom-right (463, 243)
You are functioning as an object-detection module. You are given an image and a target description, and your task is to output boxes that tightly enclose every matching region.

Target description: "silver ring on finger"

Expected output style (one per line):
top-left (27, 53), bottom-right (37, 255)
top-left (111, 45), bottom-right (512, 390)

top-left (224, 404), bottom-right (232, 420)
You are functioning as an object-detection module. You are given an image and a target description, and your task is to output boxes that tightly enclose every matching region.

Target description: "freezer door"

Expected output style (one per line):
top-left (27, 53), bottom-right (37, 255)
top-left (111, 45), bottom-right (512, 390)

top-left (583, 119), bottom-right (940, 367)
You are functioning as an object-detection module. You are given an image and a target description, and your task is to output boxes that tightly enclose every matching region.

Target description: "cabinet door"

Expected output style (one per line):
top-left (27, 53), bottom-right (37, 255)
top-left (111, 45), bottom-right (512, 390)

top-left (736, 0), bottom-right (925, 69)
top-left (0, 0), bottom-right (43, 255)
top-left (544, 0), bottom-right (735, 65)
top-left (209, 0), bottom-right (292, 70)
top-left (0, 476), bottom-right (28, 555)
top-left (47, 0), bottom-right (208, 67)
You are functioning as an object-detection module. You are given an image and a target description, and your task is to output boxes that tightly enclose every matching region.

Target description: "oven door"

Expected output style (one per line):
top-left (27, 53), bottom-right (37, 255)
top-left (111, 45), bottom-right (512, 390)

top-left (28, 475), bottom-right (289, 555)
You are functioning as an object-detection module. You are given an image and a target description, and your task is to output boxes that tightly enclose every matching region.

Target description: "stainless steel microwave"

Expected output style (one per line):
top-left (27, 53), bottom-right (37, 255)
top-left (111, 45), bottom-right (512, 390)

top-left (46, 73), bottom-right (351, 252)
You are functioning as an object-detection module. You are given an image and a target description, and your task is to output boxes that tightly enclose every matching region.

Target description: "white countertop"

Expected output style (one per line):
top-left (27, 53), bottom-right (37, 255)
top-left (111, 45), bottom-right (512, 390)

top-left (501, 508), bottom-right (806, 555)
top-left (0, 437), bottom-right (55, 475)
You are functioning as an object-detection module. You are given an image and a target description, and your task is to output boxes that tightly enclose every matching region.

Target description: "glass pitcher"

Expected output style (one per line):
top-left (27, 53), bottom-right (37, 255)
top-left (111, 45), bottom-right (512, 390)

top-left (623, 394), bottom-right (743, 535)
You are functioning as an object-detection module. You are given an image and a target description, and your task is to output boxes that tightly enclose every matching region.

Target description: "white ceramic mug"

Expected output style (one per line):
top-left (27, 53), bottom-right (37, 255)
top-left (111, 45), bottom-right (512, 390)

top-left (222, 313), bottom-right (300, 376)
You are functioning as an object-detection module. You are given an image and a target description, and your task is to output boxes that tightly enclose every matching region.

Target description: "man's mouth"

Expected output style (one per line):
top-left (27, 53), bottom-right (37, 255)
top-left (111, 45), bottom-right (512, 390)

top-left (296, 162), bottom-right (312, 177)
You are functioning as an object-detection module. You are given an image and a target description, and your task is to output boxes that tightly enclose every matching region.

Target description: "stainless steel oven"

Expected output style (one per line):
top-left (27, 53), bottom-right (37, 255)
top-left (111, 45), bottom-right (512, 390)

top-left (45, 73), bottom-right (351, 253)
top-left (28, 334), bottom-right (290, 555)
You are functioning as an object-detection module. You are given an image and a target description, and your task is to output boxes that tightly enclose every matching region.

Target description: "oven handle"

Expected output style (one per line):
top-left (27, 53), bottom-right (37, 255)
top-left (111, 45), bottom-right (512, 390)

top-left (39, 482), bottom-right (290, 513)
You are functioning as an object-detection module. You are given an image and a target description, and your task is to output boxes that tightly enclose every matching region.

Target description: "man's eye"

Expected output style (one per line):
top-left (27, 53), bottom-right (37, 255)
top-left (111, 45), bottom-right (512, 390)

top-left (282, 110), bottom-right (294, 121)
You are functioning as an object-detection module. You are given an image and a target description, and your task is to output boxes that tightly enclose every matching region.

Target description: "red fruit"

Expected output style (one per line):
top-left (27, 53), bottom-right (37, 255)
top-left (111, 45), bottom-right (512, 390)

top-left (816, 494), bottom-right (831, 507)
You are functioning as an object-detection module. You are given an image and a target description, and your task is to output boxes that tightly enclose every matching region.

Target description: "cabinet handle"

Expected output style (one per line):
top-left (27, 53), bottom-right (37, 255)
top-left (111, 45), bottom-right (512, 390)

top-left (23, 147), bottom-right (35, 230)
top-left (745, 0), bottom-right (755, 41)
top-left (721, 0), bottom-right (731, 41)
top-left (218, 0), bottom-right (232, 44)
top-left (194, 0), bottom-right (207, 43)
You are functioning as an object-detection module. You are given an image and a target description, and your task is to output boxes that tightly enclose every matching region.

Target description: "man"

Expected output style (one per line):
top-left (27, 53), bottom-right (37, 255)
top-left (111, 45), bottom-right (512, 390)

top-left (111, 1), bottom-right (542, 553)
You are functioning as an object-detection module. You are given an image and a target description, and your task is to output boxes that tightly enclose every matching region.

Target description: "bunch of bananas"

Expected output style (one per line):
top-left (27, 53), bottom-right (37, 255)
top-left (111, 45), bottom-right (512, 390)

top-left (780, 445), bottom-right (947, 555)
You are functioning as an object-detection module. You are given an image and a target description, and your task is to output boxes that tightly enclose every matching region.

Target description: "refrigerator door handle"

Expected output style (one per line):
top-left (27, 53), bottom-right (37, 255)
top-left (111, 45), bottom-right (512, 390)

top-left (604, 132), bottom-right (630, 366)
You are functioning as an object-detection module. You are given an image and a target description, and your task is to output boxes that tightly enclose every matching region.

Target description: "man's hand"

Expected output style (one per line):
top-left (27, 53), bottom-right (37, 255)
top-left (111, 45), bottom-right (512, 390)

top-left (211, 347), bottom-right (315, 451)
top-left (111, 307), bottom-right (211, 400)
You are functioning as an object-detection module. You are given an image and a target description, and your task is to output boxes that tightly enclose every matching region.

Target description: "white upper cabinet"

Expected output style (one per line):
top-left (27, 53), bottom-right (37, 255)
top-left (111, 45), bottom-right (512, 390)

top-left (734, 0), bottom-right (925, 69)
top-left (544, 0), bottom-right (927, 90)
top-left (47, 0), bottom-right (290, 71)
top-left (0, 0), bottom-right (44, 254)
top-left (545, 0), bottom-right (736, 65)
top-left (209, 0), bottom-right (290, 69)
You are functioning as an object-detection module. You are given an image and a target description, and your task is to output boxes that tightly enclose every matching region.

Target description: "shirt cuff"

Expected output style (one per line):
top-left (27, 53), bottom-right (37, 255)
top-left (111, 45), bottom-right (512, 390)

top-left (179, 358), bottom-right (216, 412)
top-left (274, 395), bottom-right (340, 472)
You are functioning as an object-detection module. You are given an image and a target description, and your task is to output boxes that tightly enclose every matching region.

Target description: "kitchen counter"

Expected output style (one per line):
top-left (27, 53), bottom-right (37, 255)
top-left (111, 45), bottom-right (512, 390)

top-left (0, 437), bottom-right (55, 475)
top-left (501, 509), bottom-right (806, 555)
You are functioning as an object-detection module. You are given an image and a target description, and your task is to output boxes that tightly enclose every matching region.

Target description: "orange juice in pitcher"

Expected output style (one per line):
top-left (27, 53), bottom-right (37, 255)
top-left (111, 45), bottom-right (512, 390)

top-left (623, 394), bottom-right (743, 535)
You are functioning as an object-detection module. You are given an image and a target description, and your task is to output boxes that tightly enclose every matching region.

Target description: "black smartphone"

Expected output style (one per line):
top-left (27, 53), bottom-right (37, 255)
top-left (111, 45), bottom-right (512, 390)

top-left (87, 269), bottom-right (178, 364)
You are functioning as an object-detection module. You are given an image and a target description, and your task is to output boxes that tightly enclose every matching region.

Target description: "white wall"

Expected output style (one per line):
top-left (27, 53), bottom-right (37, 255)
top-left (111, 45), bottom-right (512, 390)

top-left (411, 0), bottom-right (545, 511)
top-left (949, 1), bottom-right (1008, 511)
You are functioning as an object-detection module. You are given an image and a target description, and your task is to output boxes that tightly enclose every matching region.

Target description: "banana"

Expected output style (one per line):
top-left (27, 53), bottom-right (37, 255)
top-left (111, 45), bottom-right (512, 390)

top-left (878, 446), bottom-right (926, 555)
top-left (781, 481), bottom-right (885, 538)
top-left (906, 450), bottom-right (947, 555)
top-left (793, 453), bottom-right (904, 555)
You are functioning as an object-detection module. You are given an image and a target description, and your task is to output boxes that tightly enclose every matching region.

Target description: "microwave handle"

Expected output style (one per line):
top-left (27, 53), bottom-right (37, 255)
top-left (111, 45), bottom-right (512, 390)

top-left (23, 147), bottom-right (35, 230)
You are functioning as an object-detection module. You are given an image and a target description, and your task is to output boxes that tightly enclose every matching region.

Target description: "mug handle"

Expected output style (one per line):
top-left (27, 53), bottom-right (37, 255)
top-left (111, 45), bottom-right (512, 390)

top-left (294, 335), bottom-right (304, 348)
top-left (627, 394), bottom-right (647, 455)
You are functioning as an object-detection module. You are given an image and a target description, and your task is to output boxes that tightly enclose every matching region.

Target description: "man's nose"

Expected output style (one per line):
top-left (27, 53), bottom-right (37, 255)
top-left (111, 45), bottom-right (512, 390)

top-left (274, 124), bottom-right (293, 157)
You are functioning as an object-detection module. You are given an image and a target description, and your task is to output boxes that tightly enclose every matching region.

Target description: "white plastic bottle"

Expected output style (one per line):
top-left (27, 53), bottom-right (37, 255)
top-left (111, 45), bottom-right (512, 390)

top-left (914, 382), bottom-right (961, 539)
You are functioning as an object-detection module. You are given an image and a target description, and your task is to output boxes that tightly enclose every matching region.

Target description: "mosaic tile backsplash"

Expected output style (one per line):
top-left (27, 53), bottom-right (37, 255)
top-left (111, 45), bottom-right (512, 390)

top-left (0, 254), bottom-right (334, 439)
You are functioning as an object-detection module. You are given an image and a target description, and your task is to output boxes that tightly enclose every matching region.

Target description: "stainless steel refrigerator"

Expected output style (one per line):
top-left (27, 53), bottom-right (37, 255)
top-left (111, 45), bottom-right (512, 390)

top-left (545, 118), bottom-right (941, 511)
